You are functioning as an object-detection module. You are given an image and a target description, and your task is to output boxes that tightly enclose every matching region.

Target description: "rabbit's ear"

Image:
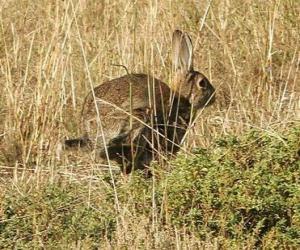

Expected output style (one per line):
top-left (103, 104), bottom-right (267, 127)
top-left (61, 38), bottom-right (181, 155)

top-left (172, 30), bottom-right (193, 72)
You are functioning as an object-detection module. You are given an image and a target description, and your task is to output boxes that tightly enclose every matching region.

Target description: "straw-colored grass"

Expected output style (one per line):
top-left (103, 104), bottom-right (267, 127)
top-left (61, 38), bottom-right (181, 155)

top-left (0, 0), bottom-right (299, 248)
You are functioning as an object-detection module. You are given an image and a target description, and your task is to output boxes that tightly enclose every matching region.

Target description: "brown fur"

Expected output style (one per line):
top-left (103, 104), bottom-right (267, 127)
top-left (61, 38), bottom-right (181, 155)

top-left (65, 30), bottom-right (215, 173)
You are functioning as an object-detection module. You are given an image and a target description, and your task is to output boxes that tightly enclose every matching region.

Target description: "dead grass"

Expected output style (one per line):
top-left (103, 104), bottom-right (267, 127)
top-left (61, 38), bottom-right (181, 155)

top-left (0, 0), bottom-right (299, 248)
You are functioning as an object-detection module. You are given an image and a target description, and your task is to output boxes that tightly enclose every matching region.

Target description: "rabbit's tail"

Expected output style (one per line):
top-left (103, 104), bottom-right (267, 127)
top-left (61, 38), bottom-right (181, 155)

top-left (65, 136), bottom-right (91, 148)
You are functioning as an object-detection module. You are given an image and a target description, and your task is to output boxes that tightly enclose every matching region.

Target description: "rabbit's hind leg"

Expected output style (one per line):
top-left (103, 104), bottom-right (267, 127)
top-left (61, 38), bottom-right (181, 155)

top-left (64, 136), bottom-right (92, 149)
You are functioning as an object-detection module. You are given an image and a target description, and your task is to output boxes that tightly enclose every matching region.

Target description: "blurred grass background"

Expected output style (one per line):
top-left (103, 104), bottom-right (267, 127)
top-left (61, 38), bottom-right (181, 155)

top-left (0, 0), bottom-right (299, 248)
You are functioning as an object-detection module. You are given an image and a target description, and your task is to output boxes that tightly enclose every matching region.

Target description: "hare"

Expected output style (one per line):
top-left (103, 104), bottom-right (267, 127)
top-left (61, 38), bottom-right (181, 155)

top-left (65, 30), bottom-right (215, 173)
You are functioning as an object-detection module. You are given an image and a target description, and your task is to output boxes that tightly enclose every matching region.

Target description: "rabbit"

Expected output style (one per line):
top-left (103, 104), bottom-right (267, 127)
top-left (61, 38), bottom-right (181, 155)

top-left (65, 30), bottom-right (215, 173)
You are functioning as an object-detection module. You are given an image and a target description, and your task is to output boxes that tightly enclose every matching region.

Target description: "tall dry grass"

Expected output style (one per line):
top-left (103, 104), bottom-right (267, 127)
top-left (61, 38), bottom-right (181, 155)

top-left (0, 0), bottom-right (299, 248)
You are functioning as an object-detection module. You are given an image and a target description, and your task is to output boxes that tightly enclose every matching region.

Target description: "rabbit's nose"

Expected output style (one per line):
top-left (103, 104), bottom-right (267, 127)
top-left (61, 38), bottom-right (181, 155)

top-left (200, 83), bottom-right (215, 107)
top-left (207, 85), bottom-right (216, 103)
top-left (208, 90), bottom-right (216, 105)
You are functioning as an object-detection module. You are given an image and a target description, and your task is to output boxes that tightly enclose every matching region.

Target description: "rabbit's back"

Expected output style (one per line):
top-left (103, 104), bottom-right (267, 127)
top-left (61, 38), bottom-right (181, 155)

top-left (83, 74), bottom-right (171, 112)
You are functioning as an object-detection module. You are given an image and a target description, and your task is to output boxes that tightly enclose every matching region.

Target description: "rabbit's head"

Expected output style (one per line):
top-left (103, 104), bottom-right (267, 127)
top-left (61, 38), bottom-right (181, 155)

top-left (171, 30), bottom-right (215, 110)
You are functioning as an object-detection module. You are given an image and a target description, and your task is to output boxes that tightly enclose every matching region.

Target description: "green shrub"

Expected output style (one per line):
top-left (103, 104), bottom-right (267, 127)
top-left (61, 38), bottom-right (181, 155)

top-left (0, 125), bottom-right (299, 248)
top-left (161, 125), bottom-right (300, 247)
top-left (0, 183), bottom-right (116, 249)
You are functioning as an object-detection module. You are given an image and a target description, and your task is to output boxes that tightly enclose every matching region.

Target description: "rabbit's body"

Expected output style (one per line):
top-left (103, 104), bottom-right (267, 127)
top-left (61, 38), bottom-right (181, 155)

top-left (65, 30), bottom-right (215, 173)
top-left (81, 73), bottom-right (174, 148)
top-left (76, 73), bottom-right (191, 172)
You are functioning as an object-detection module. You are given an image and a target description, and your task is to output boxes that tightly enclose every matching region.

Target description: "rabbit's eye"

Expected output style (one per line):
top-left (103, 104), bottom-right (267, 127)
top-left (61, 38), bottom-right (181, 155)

top-left (196, 78), bottom-right (206, 90)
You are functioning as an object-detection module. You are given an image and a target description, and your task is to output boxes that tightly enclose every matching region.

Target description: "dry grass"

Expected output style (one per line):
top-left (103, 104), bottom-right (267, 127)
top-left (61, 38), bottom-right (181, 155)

top-left (0, 0), bottom-right (299, 248)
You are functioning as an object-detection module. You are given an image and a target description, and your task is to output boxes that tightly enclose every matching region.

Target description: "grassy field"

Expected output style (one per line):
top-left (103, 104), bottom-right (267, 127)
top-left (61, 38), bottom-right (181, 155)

top-left (0, 0), bottom-right (299, 248)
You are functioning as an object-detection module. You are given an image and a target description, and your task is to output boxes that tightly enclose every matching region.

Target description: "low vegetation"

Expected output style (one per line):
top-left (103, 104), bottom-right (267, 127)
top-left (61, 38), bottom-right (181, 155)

top-left (1, 124), bottom-right (299, 248)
